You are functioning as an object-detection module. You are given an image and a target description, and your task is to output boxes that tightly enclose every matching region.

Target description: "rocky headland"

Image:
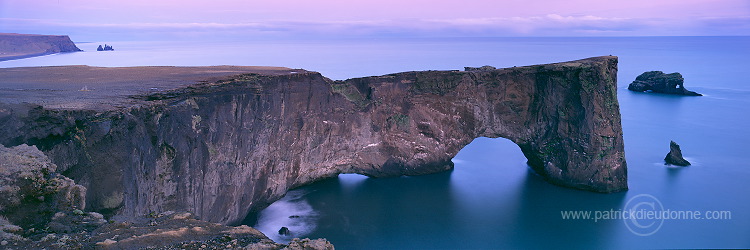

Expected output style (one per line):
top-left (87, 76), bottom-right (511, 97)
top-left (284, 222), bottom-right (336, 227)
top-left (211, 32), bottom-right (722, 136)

top-left (0, 33), bottom-right (81, 61)
top-left (0, 56), bottom-right (627, 246)
top-left (627, 71), bottom-right (702, 96)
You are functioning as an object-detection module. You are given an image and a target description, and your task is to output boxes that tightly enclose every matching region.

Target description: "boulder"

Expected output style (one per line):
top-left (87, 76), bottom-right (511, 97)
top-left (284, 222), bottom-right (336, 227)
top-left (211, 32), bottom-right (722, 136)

top-left (278, 226), bottom-right (291, 236)
top-left (286, 238), bottom-right (335, 250)
top-left (0, 144), bottom-right (87, 228)
top-left (628, 71), bottom-right (701, 96)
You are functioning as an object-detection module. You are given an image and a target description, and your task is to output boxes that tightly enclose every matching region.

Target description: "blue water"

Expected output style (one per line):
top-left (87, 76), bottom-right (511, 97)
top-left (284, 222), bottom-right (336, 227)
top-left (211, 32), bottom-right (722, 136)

top-left (3, 36), bottom-right (749, 249)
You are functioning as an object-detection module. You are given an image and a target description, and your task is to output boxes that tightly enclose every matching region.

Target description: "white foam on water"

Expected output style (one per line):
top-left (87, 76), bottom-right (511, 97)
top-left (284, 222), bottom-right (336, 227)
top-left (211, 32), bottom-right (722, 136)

top-left (253, 190), bottom-right (318, 243)
top-left (652, 156), bottom-right (700, 167)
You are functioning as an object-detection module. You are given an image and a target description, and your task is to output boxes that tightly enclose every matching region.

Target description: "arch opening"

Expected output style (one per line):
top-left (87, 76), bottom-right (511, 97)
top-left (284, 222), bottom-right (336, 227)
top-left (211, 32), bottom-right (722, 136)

top-left (244, 137), bottom-right (547, 247)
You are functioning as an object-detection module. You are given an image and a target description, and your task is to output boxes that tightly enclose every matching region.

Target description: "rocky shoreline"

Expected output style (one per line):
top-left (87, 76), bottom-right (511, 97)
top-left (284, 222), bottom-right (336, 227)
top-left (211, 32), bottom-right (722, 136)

top-left (0, 144), bottom-right (333, 249)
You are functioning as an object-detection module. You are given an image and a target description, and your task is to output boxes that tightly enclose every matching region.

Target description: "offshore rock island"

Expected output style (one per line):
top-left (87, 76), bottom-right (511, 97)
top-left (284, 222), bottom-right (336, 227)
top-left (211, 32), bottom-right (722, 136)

top-left (0, 57), bottom-right (627, 246)
top-left (665, 141), bottom-right (691, 166)
top-left (628, 71), bottom-right (702, 96)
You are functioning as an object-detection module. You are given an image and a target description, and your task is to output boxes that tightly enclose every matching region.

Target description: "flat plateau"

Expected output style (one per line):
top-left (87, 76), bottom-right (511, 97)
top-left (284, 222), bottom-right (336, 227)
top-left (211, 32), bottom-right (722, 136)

top-left (0, 65), bottom-right (301, 110)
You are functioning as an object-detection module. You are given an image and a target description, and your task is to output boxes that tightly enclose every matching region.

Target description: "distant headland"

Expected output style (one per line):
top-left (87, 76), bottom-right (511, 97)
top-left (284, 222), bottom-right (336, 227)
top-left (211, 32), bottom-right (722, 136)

top-left (0, 33), bottom-right (82, 61)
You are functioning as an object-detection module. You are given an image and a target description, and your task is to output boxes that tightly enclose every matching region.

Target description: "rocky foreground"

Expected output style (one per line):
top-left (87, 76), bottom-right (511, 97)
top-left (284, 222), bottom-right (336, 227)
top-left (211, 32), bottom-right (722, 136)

top-left (0, 144), bottom-right (333, 249)
top-left (0, 33), bottom-right (81, 61)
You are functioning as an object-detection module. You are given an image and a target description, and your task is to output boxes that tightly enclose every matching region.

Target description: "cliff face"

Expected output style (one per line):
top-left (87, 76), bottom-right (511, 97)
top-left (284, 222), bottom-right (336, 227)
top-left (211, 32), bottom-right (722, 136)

top-left (0, 33), bottom-right (81, 61)
top-left (0, 56), bottom-right (627, 225)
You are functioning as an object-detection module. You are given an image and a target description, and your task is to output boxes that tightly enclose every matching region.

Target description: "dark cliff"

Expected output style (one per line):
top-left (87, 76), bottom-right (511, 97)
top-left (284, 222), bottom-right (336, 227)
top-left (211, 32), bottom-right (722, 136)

top-left (664, 141), bottom-right (690, 166)
top-left (0, 56), bottom-right (627, 225)
top-left (628, 71), bottom-right (701, 96)
top-left (0, 33), bottom-right (81, 61)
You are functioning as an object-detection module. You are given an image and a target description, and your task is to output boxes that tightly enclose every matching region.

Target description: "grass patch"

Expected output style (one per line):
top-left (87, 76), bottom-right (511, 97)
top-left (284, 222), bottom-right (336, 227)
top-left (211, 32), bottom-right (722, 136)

top-left (331, 82), bottom-right (370, 109)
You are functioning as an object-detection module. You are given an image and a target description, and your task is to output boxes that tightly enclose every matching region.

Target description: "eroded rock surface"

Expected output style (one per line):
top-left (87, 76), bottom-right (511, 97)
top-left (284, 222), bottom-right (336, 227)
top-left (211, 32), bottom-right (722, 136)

top-left (0, 56), bottom-right (627, 226)
top-left (0, 144), bottom-right (103, 248)
top-left (0, 144), bottom-right (331, 249)
top-left (665, 141), bottom-right (691, 166)
top-left (88, 211), bottom-right (332, 249)
top-left (628, 71), bottom-right (702, 96)
top-left (0, 144), bottom-right (86, 229)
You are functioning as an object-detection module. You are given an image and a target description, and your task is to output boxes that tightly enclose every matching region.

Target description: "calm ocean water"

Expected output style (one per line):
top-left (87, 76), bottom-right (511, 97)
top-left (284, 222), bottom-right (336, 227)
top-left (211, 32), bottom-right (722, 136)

top-left (2, 36), bottom-right (749, 249)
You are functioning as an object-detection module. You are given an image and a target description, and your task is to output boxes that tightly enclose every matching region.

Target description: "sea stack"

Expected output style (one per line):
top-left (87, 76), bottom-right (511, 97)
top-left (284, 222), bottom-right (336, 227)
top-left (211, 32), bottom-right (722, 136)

top-left (665, 141), bottom-right (691, 166)
top-left (628, 71), bottom-right (702, 96)
top-left (97, 44), bottom-right (114, 51)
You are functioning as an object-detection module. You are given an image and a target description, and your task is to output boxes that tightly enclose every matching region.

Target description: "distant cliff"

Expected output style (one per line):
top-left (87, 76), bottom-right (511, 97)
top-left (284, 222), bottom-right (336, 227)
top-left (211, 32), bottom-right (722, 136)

top-left (0, 57), bottom-right (627, 225)
top-left (0, 33), bottom-right (81, 61)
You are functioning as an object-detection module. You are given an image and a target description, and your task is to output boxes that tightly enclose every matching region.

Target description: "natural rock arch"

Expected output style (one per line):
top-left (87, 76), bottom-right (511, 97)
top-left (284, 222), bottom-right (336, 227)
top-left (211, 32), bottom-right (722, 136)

top-left (325, 56), bottom-right (627, 192)
top-left (0, 57), bottom-right (626, 225)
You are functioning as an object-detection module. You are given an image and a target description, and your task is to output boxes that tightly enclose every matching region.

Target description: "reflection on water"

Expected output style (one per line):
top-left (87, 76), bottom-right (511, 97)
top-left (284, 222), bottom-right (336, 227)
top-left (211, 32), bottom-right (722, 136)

top-left (508, 169), bottom-right (626, 249)
top-left (250, 128), bottom-right (750, 249)
top-left (249, 138), bottom-right (628, 249)
top-left (299, 169), bottom-right (457, 249)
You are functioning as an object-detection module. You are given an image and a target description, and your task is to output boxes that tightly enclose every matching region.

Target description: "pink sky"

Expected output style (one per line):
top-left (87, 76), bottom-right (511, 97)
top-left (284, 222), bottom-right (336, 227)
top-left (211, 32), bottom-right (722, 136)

top-left (1, 0), bottom-right (748, 38)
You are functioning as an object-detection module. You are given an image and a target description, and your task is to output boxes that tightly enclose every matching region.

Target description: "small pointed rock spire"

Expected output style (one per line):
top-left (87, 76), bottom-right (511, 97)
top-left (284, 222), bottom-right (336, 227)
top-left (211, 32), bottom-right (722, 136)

top-left (665, 140), bottom-right (691, 166)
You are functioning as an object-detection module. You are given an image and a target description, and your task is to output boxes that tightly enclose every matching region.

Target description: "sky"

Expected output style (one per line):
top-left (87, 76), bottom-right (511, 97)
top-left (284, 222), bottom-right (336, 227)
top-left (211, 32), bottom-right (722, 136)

top-left (1, 0), bottom-right (749, 40)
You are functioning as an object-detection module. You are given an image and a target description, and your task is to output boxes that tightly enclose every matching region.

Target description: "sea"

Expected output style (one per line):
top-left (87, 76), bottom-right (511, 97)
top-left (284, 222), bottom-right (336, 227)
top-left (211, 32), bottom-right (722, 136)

top-left (2, 36), bottom-right (748, 249)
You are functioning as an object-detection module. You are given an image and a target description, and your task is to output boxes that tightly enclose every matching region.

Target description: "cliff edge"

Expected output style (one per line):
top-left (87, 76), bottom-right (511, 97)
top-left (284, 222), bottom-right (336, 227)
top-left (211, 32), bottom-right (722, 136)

top-left (0, 33), bottom-right (81, 61)
top-left (0, 56), bottom-right (627, 225)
